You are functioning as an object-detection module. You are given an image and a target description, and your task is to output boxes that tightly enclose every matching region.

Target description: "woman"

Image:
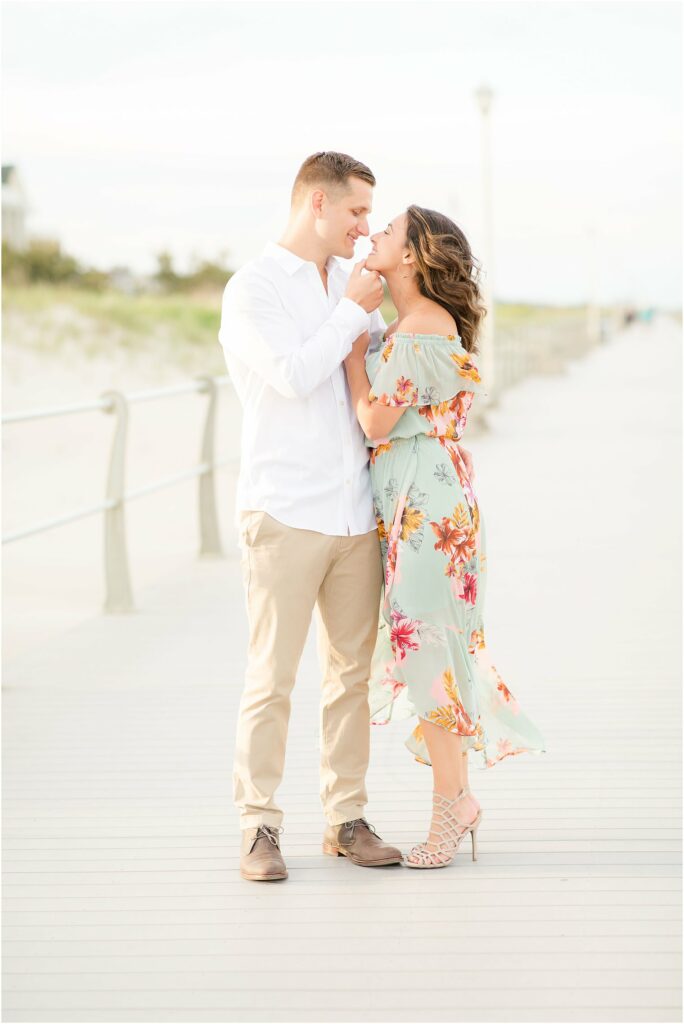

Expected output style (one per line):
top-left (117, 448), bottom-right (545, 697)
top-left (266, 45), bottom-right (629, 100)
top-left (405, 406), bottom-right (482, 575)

top-left (344, 205), bottom-right (546, 869)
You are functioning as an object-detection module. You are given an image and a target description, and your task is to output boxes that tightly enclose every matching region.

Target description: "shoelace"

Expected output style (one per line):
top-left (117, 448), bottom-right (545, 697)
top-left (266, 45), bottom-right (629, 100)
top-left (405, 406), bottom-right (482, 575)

top-left (254, 825), bottom-right (284, 847)
top-left (340, 818), bottom-right (380, 844)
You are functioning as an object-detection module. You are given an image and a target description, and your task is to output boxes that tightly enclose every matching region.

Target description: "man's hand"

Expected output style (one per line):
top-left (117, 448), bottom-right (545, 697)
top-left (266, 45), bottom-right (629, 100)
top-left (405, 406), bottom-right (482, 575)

top-left (457, 444), bottom-right (475, 482)
top-left (345, 260), bottom-right (384, 313)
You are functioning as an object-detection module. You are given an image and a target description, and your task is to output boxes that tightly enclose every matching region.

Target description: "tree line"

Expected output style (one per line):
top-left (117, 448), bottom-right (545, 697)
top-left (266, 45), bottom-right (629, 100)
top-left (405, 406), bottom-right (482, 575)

top-left (1, 241), bottom-right (233, 294)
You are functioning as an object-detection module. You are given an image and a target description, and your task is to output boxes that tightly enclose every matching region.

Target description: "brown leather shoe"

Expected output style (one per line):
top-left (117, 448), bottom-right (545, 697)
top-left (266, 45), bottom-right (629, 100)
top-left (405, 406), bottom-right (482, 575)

top-left (240, 825), bottom-right (288, 881)
top-left (323, 818), bottom-right (403, 866)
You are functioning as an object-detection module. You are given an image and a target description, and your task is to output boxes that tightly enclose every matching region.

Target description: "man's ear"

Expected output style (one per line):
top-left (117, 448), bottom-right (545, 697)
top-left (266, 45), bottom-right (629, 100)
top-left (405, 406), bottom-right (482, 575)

top-left (311, 189), bottom-right (326, 219)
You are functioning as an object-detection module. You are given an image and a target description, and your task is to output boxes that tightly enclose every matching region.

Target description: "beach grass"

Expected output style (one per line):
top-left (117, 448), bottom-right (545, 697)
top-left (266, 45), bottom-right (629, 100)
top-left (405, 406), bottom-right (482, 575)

top-left (2, 284), bottom-right (222, 348)
top-left (3, 282), bottom-right (602, 362)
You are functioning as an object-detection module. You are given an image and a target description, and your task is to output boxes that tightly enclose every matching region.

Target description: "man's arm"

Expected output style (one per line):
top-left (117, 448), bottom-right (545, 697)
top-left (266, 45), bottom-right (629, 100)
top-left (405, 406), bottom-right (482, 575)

top-left (368, 305), bottom-right (387, 348)
top-left (219, 262), bottom-right (383, 400)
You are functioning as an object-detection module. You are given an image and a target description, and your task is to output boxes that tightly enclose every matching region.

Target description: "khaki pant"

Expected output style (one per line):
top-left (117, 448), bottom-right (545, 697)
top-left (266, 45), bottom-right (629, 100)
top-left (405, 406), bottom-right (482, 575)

top-left (234, 511), bottom-right (383, 829)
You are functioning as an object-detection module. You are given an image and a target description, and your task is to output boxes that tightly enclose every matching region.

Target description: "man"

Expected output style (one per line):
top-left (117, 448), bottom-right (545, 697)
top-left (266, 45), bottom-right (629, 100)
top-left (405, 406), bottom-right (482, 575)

top-left (219, 151), bottom-right (404, 881)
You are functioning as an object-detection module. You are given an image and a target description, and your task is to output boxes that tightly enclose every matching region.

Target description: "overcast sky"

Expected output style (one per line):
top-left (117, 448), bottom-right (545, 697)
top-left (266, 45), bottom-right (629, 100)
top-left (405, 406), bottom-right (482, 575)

top-left (2, 0), bottom-right (681, 306)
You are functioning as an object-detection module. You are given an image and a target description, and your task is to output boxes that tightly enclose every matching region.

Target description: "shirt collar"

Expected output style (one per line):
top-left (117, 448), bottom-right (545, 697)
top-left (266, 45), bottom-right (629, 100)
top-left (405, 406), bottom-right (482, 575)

top-left (264, 241), bottom-right (341, 277)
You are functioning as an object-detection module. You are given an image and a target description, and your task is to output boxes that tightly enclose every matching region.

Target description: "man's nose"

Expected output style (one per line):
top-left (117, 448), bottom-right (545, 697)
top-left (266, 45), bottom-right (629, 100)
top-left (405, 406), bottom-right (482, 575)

top-left (358, 219), bottom-right (370, 237)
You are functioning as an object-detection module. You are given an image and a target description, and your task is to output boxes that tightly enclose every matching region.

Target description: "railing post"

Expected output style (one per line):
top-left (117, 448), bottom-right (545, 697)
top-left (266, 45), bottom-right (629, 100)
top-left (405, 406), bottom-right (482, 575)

top-left (196, 376), bottom-right (224, 558)
top-left (101, 390), bottom-right (135, 613)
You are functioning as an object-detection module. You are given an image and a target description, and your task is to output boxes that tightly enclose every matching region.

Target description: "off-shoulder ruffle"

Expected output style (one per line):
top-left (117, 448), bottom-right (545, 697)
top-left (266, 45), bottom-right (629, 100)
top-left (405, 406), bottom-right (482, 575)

top-left (367, 332), bottom-right (488, 407)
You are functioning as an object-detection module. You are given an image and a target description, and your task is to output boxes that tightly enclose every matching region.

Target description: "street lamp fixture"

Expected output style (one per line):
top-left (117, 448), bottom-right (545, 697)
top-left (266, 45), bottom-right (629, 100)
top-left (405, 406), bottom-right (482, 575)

top-left (473, 84), bottom-right (496, 404)
top-left (475, 84), bottom-right (493, 116)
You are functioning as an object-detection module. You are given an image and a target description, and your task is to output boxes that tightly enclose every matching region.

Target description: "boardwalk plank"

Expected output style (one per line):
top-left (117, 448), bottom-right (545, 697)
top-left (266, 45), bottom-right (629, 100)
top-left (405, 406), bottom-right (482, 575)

top-left (3, 321), bottom-right (681, 1022)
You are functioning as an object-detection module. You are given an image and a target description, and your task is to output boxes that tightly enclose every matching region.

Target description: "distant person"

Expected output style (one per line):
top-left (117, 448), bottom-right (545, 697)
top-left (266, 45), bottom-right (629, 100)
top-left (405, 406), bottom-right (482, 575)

top-left (343, 205), bottom-right (546, 867)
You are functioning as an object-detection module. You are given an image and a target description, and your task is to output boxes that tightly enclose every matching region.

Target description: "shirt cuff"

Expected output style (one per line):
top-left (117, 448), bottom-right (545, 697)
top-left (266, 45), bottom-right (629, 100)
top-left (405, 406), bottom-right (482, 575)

top-left (335, 296), bottom-right (371, 339)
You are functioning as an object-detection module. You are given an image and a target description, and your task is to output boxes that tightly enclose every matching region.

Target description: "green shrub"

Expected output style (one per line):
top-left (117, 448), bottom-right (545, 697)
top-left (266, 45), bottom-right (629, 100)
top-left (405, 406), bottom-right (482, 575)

top-left (2, 239), bottom-right (81, 285)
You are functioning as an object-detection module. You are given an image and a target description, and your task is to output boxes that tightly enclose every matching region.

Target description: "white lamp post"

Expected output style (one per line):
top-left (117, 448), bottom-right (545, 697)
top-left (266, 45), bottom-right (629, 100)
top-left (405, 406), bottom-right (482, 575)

top-left (474, 84), bottom-right (496, 401)
top-left (586, 224), bottom-right (601, 347)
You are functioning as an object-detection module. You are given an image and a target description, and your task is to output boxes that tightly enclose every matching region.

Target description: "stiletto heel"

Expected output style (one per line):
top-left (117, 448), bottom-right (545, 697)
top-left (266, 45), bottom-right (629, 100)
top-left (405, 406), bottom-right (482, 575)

top-left (406, 787), bottom-right (482, 869)
top-left (470, 817), bottom-right (480, 860)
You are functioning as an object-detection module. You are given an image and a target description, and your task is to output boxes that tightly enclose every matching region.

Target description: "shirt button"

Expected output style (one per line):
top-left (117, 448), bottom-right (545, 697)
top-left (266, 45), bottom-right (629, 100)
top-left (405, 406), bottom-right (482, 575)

top-left (345, 479), bottom-right (351, 485)
top-left (339, 400), bottom-right (345, 407)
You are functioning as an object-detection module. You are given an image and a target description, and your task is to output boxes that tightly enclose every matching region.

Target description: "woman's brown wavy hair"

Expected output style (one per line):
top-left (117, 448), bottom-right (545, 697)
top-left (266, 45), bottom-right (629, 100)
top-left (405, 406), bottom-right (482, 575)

top-left (405, 205), bottom-right (487, 354)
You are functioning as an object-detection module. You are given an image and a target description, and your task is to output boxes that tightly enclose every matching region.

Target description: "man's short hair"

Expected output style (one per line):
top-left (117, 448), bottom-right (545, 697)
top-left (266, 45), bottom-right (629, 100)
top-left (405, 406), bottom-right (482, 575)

top-left (291, 151), bottom-right (375, 205)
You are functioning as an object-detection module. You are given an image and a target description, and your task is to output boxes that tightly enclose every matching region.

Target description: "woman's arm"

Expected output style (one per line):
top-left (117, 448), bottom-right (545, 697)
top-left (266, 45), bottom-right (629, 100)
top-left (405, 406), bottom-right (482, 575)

top-left (345, 328), bottom-right (478, 481)
top-left (344, 332), bottom-right (407, 442)
top-left (391, 314), bottom-right (476, 480)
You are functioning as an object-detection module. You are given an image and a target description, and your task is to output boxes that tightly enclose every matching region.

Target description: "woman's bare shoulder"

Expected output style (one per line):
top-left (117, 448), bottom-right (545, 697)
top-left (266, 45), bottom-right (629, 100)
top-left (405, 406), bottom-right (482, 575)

top-left (396, 308), bottom-right (457, 336)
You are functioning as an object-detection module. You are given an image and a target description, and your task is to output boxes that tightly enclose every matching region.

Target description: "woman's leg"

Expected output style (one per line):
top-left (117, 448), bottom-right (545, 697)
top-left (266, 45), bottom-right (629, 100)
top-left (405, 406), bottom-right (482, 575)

top-left (419, 718), bottom-right (480, 831)
top-left (420, 718), bottom-right (467, 796)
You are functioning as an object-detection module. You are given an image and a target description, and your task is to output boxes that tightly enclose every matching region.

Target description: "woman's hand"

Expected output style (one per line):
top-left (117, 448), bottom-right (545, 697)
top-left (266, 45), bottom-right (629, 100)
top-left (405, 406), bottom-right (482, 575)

top-left (457, 444), bottom-right (475, 482)
top-left (344, 330), bottom-right (371, 366)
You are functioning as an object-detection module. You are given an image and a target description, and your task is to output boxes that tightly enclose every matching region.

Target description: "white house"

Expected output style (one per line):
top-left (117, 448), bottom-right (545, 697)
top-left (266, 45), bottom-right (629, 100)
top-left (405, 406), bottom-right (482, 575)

top-left (2, 165), bottom-right (28, 250)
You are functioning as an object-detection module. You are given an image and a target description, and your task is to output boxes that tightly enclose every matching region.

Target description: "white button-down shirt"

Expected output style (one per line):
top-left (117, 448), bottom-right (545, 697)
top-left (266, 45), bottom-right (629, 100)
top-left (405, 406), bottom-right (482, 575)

top-left (219, 241), bottom-right (385, 536)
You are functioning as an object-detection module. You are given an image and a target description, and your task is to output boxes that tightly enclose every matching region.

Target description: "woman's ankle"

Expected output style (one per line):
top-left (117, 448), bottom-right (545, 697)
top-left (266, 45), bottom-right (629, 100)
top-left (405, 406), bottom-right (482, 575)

top-left (434, 785), bottom-right (469, 802)
top-left (433, 788), bottom-right (480, 820)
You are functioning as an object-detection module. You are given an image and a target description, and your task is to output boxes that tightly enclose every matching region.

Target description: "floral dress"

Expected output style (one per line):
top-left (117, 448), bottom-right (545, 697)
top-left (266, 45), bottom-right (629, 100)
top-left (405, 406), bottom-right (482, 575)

top-left (365, 331), bottom-right (546, 769)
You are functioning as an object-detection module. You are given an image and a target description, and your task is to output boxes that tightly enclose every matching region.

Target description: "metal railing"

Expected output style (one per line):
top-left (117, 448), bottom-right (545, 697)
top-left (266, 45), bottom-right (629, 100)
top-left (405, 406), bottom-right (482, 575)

top-left (2, 375), bottom-right (236, 613)
top-left (464, 307), bottom-right (616, 431)
top-left (493, 314), bottom-right (608, 393)
top-left (3, 310), bottom-right (618, 614)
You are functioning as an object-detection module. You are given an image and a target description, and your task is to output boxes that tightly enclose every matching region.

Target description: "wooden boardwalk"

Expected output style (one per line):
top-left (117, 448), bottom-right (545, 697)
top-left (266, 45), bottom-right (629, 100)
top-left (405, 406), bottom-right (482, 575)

top-left (2, 318), bottom-right (681, 1022)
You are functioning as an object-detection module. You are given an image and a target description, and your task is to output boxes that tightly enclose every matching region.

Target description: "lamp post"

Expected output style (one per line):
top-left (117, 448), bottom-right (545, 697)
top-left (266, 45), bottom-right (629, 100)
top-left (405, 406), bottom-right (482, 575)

top-left (474, 84), bottom-right (496, 401)
top-left (586, 224), bottom-right (601, 348)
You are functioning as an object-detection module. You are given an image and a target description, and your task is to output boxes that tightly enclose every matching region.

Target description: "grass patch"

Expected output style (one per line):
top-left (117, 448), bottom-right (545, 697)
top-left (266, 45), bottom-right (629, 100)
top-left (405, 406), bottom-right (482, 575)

top-left (3, 284), bottom-right (600, 360)
top-left (380, 297), bottom-right (591, 333)
top-left (3, 284), bottom-right (223, 350)
top-left (496, 302), bottom-right (588, 327)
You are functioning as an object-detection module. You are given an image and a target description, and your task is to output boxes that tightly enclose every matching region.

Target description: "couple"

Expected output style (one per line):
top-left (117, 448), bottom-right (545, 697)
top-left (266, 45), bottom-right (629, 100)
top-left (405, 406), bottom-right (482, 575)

top-left (219, 151), bottom-right (545, 881)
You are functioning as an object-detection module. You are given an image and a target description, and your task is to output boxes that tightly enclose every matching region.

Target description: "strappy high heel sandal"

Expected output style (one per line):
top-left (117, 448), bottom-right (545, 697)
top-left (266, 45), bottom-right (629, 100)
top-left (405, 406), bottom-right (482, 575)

top-left (406, 786), bottom-right (482, 869)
